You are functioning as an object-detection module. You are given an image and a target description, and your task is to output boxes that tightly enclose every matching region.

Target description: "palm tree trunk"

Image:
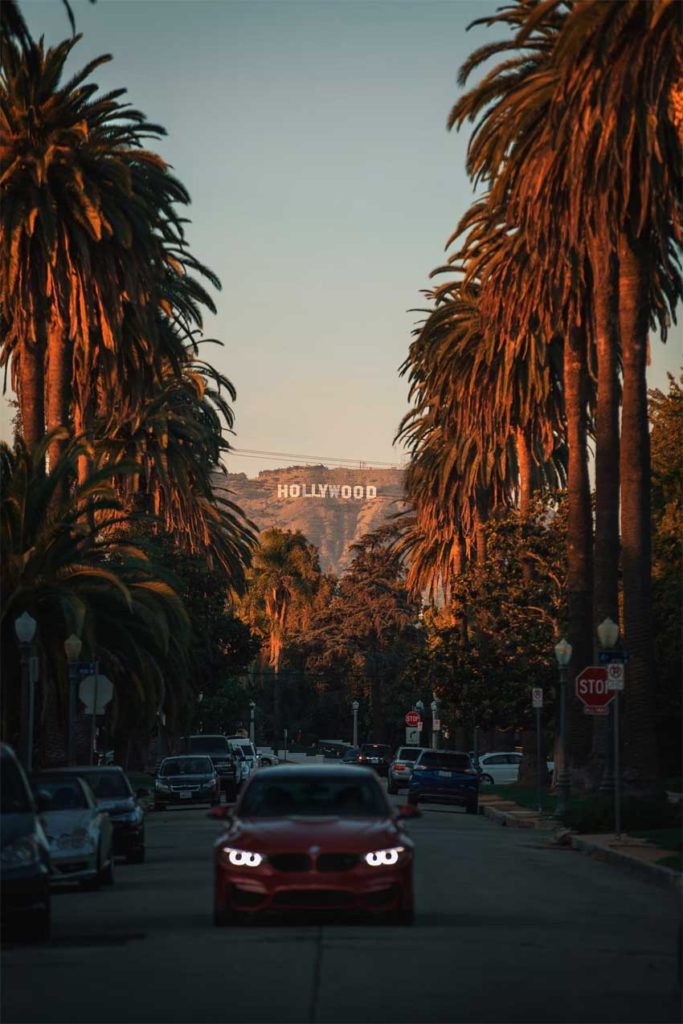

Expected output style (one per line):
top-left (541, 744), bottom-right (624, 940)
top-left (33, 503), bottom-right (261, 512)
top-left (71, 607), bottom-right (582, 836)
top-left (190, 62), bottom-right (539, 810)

top-left (45, 320), bottom-right (71, 470)
top-left (564, 325), bottom-right (593, 772)
top-left (17, 338), bottom-right (45, 449)
top-left (516, 426), bottom-right (533, 514)
top-left (591, 239), bottom-right (621, 780)
top-left (618, 232), bottom-right (658, 786)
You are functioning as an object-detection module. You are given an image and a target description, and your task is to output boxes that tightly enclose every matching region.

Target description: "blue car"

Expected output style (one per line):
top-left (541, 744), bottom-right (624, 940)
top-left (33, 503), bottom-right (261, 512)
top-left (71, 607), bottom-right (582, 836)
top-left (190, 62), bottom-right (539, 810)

top-left (407, 749), bottom-right (480, 814)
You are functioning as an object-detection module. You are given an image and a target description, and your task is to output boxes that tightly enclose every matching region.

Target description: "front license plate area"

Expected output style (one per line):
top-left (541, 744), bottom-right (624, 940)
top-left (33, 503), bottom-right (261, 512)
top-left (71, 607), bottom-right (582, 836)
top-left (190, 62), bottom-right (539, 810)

top-left (179, 791), bottom-right (192, 799)
top-left (438, 771), bottom-right (452, 778)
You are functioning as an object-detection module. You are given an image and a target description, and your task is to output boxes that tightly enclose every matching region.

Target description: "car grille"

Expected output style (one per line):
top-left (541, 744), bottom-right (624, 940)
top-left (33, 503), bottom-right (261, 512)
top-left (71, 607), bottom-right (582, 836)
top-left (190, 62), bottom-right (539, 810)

top-left (54, 862), bottom-right (89, 875)
top-left (364, 885), bottom-right (399, 907)
top-left (272, 890), bottom-right (355, 908)
top-left (232, 887), bottom-right (266, 908)
top-left (171, 785), bottom-right (199, 792)
top-left (268, 853), bottom-right (312, 872)
top-left (316, 852), bottom-right (360, 872)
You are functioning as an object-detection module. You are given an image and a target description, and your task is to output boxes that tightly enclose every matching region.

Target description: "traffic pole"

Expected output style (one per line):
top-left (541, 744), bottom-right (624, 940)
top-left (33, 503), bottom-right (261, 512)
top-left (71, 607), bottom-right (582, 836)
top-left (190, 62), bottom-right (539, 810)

top-left (614, 690), bottom-right (621, 839)
top-left (536, 705), bottom-right (542, 813)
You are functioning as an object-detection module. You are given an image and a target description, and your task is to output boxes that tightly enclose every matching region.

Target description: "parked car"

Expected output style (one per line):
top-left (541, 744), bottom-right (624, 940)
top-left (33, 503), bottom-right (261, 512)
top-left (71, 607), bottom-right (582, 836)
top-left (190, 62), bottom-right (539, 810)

top-left (32, 772), bottom-right (114, 888)
top-left (408, 749), bottom-right (480, 813)
top-left (154, 756), bottom-right (221, 810)
top-left (50, 766), bottom-right (146, 863)
top-left (318, 740), bottom-right (352, 760)
top-left (227, 738), bottom-right (258, 777)
top-left (256, 747), bottom-right (280, 767)
top-left (209, 764), bottom-right (418, 925)
top-left (387, 747), bottom-right (427, 794)
top-left (1, 744), bottom-right (52, 940)
top-left (180, 735), bottom-right (239, 800)
top-left (476, 751), bottom-right (555, 785)
top-left (341, 746), bottom-right (361, 765)
top-left (357, 744), bottom-right (393, 777)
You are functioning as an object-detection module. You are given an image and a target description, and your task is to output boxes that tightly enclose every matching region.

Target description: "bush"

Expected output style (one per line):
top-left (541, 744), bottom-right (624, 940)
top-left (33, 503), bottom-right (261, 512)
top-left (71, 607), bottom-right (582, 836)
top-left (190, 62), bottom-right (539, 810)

top-left (561, 793), bottom-right (681, 833)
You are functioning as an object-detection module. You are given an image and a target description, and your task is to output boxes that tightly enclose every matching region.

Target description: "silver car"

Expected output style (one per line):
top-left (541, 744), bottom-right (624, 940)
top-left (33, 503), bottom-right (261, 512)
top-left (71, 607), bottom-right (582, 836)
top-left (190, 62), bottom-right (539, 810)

top-left (33, 773), bottom-right (114, 889)
top-left (387, 746), bottom-right (427, 794)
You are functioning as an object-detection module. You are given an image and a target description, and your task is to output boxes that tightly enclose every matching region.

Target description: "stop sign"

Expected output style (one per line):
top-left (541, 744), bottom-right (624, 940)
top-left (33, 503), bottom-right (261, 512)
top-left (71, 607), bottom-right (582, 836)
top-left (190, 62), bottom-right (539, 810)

top-left (405, 710), bottom-right (420, 727)
top-left (575, 667), bottom-right (614, 710)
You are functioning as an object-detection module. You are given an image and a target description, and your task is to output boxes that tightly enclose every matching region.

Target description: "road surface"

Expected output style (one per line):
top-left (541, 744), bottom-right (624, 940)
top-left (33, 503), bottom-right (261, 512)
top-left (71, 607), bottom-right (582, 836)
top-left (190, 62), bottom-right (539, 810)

top-left (2, 790), bottom-right (680, 1023)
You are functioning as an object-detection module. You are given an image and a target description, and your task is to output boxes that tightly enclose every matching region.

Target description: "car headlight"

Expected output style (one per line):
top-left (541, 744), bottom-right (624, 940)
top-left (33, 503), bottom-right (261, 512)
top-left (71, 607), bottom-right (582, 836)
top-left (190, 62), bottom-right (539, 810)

top-left (1, 836), bottom-right (40, 866)
top-left (364, 846), bottom-right (405, 867)
top-left (202, 780), bottom-right (217, 788)
top-left (221, 847), bottom-right (263, 867)
top-left (113, 809), bottom-right (143, 824)
top-left (155, 780), bottom-right (170, 790)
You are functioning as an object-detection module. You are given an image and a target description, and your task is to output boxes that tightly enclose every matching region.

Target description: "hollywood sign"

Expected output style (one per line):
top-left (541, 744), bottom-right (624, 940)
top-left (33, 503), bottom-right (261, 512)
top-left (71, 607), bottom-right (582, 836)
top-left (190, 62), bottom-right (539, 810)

top-left (277, 483), bottom-right (377, 500)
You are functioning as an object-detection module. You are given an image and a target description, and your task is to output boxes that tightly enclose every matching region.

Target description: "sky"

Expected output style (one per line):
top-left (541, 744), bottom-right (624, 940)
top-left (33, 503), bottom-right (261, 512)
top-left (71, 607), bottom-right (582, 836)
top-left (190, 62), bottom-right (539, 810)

top-left (4, 0), bottom-right (682, 475)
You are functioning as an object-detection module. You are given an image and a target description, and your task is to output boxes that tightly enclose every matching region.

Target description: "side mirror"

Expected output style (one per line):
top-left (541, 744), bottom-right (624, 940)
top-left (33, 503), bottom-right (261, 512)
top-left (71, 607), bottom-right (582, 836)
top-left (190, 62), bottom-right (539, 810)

top-left (207, 805), bottom-right (232, 821)
top-left (395, 804), bottom-right (422, 821)
top-left (136, 787), bottom-right (150, 799)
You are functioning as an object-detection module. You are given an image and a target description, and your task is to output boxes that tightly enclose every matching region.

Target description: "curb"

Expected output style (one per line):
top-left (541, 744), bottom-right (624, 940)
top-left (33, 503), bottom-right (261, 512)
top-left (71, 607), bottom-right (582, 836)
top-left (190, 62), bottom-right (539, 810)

top-left (481, 803), bottom-right (682, 892)
top-left (569, 835), bottom-right (682, 892)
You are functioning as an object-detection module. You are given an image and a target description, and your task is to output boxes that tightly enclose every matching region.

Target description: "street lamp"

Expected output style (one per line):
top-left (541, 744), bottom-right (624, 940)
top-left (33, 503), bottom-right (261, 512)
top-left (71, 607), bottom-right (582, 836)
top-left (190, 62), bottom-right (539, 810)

top-left (597, 617), bottom-right (622, 837)
top-left (430, 699), bottom-right (439, 750)
top-left (64, 633), bottom-right (82, 766)
top-left (351, 700), bottom-right (359, 747)
top-left (554, 637), bottom-right (572, 818)
top-left (15, 613), bottom-right (37, 772)
top-left (249, 700), bottom-right (256, 745)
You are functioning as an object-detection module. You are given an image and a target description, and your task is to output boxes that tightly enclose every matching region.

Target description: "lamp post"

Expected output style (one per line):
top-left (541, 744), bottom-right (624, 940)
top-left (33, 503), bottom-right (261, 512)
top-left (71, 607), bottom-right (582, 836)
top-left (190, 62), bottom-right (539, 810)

top-left (597, 617), bottom-right (621, 838)
top-left (64, 633), bottom-right (82, 766)
top-left (249, 700), bottom-right (256, 745)
top-left (351, 700), bottom-right (359, 747)
top-left (15, 613), bottom-right (37, 772)
top-left (415, 700), bottom-right (424, 745)
top-left (430, 699), bottom-right (439, 750)
top-left (554, 638), bottom-right (573, 818)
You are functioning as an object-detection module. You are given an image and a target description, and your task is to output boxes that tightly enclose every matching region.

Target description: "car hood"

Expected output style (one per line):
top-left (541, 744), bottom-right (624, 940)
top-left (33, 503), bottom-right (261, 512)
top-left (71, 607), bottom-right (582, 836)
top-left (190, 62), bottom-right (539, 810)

top-left (221, 816), bottom-right (402, 852)
top-left (1, 812), bottom-right (36, 847)
top-left (42, 808), bottom-right (93, 839)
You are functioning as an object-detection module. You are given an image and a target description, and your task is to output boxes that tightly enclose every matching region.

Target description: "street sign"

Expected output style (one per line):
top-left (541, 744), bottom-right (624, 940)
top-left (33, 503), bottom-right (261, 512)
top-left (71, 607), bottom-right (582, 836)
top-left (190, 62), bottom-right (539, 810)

top-left (575, 667), bottom-right (614, 713)
top-left (606, 662), bottom-right (625, 691)
top-left (405, 726), bottom-right (420, 745)
top-left (531, 688), bottom-right (543, 709)
top-left (79, 674), bottom-right (114, 714)
top-left (416, 720), bottom-right (423, 732)
top-left (77, 661), bottom-right (99, 677)
top-left (598, 650), bottom-right (629, 665)
top-left (432, 719), bottom-right (441, 731)
top-left (405, 710), bottom-right (421, 727)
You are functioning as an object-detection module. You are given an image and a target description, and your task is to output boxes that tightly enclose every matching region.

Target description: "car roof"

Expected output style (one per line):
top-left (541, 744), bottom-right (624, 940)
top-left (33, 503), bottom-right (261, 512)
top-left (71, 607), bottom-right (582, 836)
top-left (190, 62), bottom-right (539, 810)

top-left (49, 765), bottom-right (126, 774)
top-left (161, 754), bottom-right (212, 762)
top-left (250, 764), bottom-right (378, 780)
top-left (417, 748), bottom-right (471, 757)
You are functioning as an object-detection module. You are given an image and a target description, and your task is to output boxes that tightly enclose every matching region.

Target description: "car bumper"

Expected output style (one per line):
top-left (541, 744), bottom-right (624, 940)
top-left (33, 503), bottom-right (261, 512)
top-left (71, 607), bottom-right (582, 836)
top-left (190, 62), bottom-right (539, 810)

top-left (155, 789), bottom-right (219, 805)
top-left (215, 861), bottom-right (412, 916)
top-left (388, 769), bottom-right (412, 787)
top-left (110, 821), bottom-right (144, 855)
top-left (409, 781), bottom-right (478, 806)
top-left (49, 848), bottom-right (98, 884)
top-left (358, 762), bottom-right (389, 776)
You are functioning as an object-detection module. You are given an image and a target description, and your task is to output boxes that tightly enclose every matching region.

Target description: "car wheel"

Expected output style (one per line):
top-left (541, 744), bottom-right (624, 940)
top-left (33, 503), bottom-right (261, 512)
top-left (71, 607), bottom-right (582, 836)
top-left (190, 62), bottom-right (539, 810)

top-left (225, 784), bottom-right (238, 803)
top-left (407, 791), bottom-right (419, 806)
top-left (480, 774), bottom-right (494, 785)
top-left (127, 846), bottom-right (145, 865)
top-left (387, 779), bottom-right (398, 795)
top-left (82, 849), bottom-right (103, 890)
top-left (100, 852), bottom-right (115, 886)
top-left (466, 800), bottom-right (479, 815)
top-left (261, 758), bottom-right (272, 767)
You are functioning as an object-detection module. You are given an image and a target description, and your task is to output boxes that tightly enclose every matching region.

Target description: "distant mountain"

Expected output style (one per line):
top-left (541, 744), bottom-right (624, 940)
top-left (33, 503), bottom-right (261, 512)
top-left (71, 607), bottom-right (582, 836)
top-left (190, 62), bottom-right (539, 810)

top-left (213, 465), bottom-right (406, 575)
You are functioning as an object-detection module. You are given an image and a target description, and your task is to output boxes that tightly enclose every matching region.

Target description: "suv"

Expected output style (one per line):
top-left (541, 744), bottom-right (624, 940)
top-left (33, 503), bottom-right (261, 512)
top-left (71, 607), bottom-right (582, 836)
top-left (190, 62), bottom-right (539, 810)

top-left (408, 749), bottom-right (479, 814)
top-left (1, 744), bottom-right (52, 940)
top-left (181, 735), bottom-right (239, 800)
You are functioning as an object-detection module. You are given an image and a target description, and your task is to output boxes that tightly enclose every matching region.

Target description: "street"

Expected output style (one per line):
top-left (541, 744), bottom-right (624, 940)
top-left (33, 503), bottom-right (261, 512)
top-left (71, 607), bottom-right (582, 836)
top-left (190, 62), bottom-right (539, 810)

top-left (3, 790), bottom-right (680, 1024)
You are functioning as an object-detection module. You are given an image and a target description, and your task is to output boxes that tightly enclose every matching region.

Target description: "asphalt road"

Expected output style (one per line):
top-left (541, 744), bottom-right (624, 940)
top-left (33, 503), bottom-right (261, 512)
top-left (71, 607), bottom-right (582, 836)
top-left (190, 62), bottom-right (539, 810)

top-left (2, 787), bottom-right (681, 1024)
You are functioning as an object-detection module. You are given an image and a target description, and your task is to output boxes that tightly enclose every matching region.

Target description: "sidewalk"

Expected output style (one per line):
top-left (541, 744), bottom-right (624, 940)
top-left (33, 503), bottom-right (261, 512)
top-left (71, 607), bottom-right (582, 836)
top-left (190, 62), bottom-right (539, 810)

top-left (479, 793), bottom-right (682, 892)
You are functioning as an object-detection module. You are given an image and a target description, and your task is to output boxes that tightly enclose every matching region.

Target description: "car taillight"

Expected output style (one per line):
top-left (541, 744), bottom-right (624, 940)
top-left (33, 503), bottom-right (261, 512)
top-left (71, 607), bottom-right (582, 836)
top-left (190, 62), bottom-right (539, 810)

top-left (464, 769), bottom-right (478, 775)
top-left (394, 765), bottom-right (406, 772)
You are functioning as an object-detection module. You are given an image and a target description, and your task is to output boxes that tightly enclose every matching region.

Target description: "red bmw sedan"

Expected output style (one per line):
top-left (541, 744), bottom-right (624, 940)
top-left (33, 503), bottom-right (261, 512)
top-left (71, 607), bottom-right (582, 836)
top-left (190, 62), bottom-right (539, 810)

top-left (210, 765), bottom-right (418, 925)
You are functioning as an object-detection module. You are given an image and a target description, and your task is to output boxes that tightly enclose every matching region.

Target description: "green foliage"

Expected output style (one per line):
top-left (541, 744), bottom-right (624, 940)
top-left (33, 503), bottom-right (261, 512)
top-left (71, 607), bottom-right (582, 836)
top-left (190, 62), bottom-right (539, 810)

top-left (561, 794), bottom-right (681, 835)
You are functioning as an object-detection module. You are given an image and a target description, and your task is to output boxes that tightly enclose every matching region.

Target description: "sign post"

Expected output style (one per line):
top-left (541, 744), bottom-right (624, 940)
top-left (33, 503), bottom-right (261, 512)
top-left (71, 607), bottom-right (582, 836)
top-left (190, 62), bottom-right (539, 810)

top-left (532, 688), bottom-right (543, 812)
top-left (607, 662), bottom-right (625, 838)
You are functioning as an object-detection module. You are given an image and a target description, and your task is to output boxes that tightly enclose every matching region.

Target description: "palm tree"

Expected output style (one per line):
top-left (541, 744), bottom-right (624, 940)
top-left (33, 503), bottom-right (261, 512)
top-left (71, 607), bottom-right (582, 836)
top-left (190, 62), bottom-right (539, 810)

top-left (0, 33), bottom-right (191, 468)
top-left (242, 529), bottom-right (321, 736)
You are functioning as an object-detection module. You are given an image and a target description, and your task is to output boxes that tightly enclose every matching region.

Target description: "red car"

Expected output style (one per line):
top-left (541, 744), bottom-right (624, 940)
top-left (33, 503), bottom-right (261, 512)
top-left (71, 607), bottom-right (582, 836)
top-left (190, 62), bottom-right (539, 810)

top-left (210, 765), bottom-right (417, 925)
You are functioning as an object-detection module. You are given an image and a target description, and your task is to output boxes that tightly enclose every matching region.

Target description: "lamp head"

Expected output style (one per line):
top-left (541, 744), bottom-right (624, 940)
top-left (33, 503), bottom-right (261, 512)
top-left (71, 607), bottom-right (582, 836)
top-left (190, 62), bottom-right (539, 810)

top-left (351, 700), bottom-right (359, 711)
top-left (430, 700), bottom-right (438, 713)
top-left (554, 638), bottom-right (572, 668)
top-left (597, 617), bottom-right (619, 650)
top-left (63, 633), bottom-right (82, 661)
top-left (415, 700), bottom-right (424, 711)
top-left (15, 612), bottom-right (37, 644)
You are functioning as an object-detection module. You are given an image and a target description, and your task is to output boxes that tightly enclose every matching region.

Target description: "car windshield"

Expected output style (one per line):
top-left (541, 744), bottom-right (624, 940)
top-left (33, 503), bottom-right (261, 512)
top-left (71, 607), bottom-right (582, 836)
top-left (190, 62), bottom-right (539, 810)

top-left (360, 745), bottom-right (391, 756)
top-left (419, 752), bottom-right (472, 770)
top-left (160, 758), bottom-right (213, 776)
top-left (1, 756), bottom-right (32, 814)
top-left (77, 771), bottom-right (131, 799)
top-left (396, 748), bottom-right (421, 762)
top-left (238, 743), bottom-right (255, 757)
top-left (239, 775), bottom-right (388, 818)
top-left (34, 778), bottom-right (87, 810)
top-left (189, 737), bottom-right (229, 754)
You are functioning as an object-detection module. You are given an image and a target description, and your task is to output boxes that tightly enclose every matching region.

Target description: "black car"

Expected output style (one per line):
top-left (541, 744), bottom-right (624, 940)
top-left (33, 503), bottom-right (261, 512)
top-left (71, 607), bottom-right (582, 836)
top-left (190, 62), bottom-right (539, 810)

top-left (180, 735), bottom-right (239, 800)
top-left (50, 766), bottom-right (146, 864)
top-left (341, 746), bottom-right (361, 764)
top-left (154, 756), bottom-right (221, 809)
top-left (357, 744), bottom-right (393, 776)
top-left (1, 744), bottom-right (51, 940)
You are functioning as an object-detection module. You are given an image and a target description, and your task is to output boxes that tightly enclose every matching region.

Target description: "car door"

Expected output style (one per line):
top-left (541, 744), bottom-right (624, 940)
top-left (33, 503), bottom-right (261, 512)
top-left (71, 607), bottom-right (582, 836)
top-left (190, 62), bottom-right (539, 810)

top-left (482, 754), bottom-right (508, 784)
top-left (506, 753), bottom-right (523, 784)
